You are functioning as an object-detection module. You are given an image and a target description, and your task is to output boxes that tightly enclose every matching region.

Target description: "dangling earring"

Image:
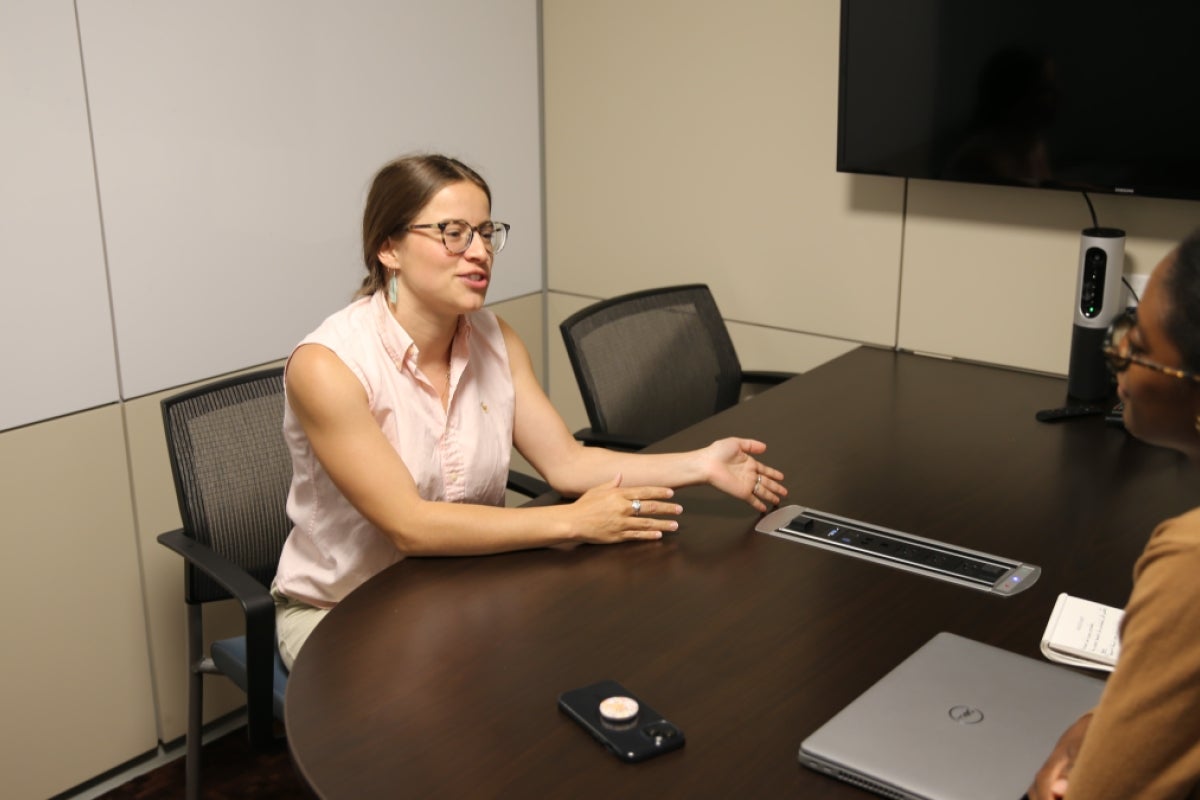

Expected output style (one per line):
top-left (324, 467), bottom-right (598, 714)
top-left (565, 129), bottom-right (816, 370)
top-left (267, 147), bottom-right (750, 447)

top-left (387, 270), bottom-right (398, 306)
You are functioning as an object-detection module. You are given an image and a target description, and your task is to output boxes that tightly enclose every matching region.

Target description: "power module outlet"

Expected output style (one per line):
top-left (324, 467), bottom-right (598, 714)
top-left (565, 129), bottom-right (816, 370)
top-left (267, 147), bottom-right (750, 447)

top-left (1125, 273), bottom-right (1150, 307)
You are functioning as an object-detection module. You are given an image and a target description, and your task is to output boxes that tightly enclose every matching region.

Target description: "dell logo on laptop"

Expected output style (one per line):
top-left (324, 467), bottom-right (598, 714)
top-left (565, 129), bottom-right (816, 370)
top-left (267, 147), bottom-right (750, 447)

top-left (948, 705), bottom-right (985, 724)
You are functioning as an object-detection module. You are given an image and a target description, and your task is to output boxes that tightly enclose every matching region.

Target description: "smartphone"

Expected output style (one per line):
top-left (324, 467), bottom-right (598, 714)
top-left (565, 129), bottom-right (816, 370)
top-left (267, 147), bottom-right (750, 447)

top-left (558, 680), bottom-right (685, 763)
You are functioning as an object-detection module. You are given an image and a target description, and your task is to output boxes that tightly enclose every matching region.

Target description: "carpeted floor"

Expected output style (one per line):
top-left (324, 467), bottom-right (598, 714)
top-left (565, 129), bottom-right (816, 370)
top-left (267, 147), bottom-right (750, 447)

top-left (95, 727), bottom-right (309, 799)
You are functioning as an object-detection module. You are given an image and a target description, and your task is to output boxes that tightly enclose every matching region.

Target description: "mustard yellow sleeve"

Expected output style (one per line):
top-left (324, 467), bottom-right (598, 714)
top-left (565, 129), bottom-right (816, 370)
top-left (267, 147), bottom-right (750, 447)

top-left (1064, 507), bottom-right (1200, 800)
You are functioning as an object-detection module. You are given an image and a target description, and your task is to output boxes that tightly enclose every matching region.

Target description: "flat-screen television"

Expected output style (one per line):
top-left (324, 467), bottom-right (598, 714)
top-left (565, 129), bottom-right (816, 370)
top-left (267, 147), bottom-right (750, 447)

top-left (837, 1), bottom-right (1200, 202)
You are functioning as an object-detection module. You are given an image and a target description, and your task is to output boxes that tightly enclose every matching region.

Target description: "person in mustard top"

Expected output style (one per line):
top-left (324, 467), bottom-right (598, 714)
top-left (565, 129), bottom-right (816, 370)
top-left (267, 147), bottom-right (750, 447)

top-left (1029, 229), bottom-right (1200, 799)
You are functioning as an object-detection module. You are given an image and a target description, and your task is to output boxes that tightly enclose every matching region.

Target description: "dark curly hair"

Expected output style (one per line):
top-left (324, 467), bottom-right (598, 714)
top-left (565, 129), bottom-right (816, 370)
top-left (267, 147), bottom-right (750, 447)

top-left (1162, 228), bottom-right (1200, 374)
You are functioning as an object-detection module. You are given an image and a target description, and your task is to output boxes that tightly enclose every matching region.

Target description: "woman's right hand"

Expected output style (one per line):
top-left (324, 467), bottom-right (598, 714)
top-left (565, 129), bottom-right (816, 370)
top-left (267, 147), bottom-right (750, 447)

top-left (566, 475), bottom-right (682, 543)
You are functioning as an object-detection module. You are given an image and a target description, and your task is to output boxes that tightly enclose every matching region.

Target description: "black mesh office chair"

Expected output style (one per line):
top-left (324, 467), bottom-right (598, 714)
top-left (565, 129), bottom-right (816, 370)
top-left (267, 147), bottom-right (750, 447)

top-left (158, 367), bottom-right (292, 800)
top-left (559, 284), bottom-right (795, 450)
top-left (158, 366), bottom-right (550, 799)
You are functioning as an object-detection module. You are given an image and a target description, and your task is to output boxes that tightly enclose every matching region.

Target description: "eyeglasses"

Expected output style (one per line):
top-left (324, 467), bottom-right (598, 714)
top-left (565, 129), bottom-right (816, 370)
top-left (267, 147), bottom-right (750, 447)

top-left (405, 219), bottom-right (509, 254)
top-left (1102, 308), bottom-right (1200, 382)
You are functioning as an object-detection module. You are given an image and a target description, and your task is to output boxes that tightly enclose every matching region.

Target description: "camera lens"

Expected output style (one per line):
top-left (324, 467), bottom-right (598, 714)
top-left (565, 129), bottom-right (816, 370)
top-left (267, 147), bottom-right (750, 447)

top-left (642, 722), bottom-right (679, 740)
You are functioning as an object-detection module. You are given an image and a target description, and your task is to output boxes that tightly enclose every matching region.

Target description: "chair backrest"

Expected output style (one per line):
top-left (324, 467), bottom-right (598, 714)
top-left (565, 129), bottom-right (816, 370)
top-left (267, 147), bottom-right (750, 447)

top-left (162, 367), bottom-right (291, 605)
top-left (559, 284), bottom-right (744, 443)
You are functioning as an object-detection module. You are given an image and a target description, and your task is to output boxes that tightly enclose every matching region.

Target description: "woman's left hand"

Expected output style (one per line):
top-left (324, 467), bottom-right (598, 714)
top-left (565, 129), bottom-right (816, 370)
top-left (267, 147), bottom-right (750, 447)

top-left (703, 437), bottom-right (787, 513)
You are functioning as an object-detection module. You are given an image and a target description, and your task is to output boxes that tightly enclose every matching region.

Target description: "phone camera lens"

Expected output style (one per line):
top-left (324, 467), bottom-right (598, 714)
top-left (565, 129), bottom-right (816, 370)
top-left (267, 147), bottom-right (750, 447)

top-left (642, 722), bottom-right (679, 740)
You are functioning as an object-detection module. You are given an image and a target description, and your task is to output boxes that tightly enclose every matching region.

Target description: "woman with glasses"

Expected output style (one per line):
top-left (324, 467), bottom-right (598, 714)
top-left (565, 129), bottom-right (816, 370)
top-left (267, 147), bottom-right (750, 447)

top-left (269, 154), bottom-right (787, 668)
top-left (1029, 229), bottom-right (1200, 799)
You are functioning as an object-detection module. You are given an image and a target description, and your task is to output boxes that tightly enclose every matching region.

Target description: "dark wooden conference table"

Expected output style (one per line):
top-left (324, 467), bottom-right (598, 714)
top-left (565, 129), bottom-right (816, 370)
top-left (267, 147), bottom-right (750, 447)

top-left (285, 346), bottom-right (1197, 798)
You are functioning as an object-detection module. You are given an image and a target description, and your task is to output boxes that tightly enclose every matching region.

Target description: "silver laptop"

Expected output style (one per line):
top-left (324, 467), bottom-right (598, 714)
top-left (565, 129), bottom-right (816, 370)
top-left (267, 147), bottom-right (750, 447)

top-left (800, 632), bottom-right (1105, 800)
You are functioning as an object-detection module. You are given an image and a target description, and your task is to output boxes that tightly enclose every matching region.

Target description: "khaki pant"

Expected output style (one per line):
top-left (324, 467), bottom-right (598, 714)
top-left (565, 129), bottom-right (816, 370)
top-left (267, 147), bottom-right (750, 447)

top-left (271, 586), bottom-right (330, 671)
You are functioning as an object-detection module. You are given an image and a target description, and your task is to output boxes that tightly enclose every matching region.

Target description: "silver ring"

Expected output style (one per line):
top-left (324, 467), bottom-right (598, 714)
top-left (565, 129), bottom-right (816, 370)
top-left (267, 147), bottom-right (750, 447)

top-left (631, 499), bottom-right (642, 516)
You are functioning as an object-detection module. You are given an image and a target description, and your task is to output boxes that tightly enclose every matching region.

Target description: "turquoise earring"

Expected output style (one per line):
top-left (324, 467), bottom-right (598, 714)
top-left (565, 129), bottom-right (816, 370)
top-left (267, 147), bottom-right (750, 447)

top-left (388, 270), bottom-right (398, 305)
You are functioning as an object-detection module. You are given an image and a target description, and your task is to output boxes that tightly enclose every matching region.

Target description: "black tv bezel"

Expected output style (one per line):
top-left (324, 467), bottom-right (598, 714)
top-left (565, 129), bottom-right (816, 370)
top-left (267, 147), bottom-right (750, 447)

top-left (834, 0), bottom-right (1200, 204)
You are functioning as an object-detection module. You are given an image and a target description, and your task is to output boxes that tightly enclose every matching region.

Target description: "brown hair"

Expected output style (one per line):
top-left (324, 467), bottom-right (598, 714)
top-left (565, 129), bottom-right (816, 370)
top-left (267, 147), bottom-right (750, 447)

top-left (357, 154), bottom-right (492, 297)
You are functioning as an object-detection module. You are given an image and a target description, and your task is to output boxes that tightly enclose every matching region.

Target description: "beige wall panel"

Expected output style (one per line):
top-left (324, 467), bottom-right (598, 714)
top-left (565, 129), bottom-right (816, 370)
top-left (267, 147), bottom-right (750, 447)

top-left (726, 319), bottom-right (859, 376)
top-left (0, 407), bottom-right (156, 799)
top-left (898, 181), bottom-right (1081, 373)
top-left (900, 180), bottom-right (1200, 374)
top-left (490, 292), bottom-right (545, 386)
top-left (543, 0), bottom-right (904, 346)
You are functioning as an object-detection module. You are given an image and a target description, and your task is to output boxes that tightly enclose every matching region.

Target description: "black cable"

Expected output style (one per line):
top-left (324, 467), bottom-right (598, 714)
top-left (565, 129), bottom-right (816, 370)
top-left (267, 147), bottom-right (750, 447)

top-left (1082, 192), bottom-right (1099, 228)
top-left (1123, 276), bottom-right (1140, 305)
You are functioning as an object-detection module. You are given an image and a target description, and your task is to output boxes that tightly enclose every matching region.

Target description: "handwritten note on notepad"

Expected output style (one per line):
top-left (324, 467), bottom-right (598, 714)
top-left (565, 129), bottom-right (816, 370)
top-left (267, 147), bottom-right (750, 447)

top-left (1040, 592), bottom-right (1123, 672)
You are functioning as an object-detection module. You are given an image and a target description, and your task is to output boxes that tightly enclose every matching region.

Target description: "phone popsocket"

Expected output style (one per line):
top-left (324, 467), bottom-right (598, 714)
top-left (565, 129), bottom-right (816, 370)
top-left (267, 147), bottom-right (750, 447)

top-left (599, 695), bottom-right (639, 726)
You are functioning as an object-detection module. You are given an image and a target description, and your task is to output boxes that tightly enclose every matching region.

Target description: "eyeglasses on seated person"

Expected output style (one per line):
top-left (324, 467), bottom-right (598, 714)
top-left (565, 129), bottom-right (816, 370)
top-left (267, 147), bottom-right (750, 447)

top-left (405, 219), bottom-right (510, 254)
top-left (1103, 308), bottom-right (1200, 382)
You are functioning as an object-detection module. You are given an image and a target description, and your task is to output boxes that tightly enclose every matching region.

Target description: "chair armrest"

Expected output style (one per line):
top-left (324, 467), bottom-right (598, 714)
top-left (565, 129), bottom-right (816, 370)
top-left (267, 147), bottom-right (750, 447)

top-left (158, 528), bottom-right (279, 741)
top-left (507, 469), bottom-right (551, 498)
top-left (740, 370), bottom-right (796, 401)
top-left (158, 529), bottom-right (274, 616)
top-left (572, 428), bottom-right (648, 451)
top-left (741, 370), bottom-right (796, 387)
